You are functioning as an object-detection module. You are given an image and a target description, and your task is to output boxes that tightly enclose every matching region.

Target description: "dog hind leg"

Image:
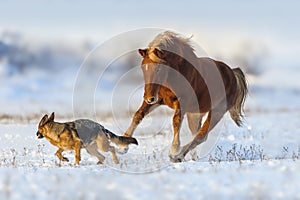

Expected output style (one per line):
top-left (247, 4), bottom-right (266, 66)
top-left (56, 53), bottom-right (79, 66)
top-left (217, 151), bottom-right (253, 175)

top-left (95, 135), bottom-right (119, 164)
top-left (108, 146), bottom-right (119, 164)
top-left (85, 142), bottom-right (105, 164)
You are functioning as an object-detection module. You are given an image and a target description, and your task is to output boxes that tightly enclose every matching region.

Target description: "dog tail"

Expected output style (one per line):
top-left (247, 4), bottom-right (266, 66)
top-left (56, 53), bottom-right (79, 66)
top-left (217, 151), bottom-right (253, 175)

top-left (104, 129), bottom-right (138, 146)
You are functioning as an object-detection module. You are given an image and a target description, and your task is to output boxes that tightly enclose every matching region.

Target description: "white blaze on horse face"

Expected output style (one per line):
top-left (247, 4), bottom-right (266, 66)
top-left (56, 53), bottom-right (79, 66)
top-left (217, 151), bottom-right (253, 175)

top-left (145, 64), bottom-right (149, 71)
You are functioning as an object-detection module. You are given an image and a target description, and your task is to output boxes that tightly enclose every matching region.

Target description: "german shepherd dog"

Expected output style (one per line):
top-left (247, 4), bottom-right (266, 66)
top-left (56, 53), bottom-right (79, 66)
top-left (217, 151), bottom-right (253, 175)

top-left (36, 112), bottom-right (138, 165)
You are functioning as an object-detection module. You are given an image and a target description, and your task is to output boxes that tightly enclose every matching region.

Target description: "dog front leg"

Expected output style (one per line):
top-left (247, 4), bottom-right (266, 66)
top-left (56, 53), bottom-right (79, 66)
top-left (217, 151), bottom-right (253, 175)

top-left (55, 148), bottom-right (69, 162)
top-left (74, 148), bottom-right (81, 165)
top-left (74, 139), bottom-right (82, 165)
top-left (109, 146), bottom-right (119, 164)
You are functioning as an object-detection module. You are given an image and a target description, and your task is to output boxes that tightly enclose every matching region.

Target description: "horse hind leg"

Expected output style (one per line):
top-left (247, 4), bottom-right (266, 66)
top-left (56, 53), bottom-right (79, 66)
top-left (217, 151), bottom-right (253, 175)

top-left (174, 107), bottom-right (226, 162)
top-left (187, 113), bottom-right (204, 135)
top-left (187, 113), bottom-right (204, 161)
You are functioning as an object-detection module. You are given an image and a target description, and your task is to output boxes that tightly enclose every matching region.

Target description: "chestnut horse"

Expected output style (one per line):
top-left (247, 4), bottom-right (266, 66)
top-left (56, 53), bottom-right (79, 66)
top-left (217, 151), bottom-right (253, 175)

top-left (123, 31), bottom-right (247, 162)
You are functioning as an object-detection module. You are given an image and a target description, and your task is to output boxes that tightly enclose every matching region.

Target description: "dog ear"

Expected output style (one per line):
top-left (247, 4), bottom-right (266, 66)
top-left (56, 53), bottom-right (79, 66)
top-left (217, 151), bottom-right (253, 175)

top-left (39, 114), bottom-right (48, 127)
top-left (49, 112), bottom-right (55, 121)
top-left (138, 48), bottom-right (147, 57)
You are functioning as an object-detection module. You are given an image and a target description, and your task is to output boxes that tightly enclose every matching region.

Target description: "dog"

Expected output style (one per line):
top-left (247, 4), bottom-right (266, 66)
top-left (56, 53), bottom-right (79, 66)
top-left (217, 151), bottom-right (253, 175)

top-left (36, 112), bottom-right (138, 165)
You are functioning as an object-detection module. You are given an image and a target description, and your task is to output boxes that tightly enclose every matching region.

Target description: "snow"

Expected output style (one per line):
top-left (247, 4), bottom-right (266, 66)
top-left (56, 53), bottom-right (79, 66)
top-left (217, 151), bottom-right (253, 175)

top-left (0, 97), bottom-right (299, 199)
top-left (1, 160), bottom-right (299, 200)
top-left (1, 1), bottom-right (300, 199)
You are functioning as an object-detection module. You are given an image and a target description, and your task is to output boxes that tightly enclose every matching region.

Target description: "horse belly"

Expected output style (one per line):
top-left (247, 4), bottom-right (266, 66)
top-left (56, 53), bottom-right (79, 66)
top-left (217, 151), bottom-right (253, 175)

top-left (184, 101), bottom-right (210, 113)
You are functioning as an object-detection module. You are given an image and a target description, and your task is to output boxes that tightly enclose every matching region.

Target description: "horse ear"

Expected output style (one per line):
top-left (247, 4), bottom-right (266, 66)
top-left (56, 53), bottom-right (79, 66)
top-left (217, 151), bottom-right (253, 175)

top-left (39, 114), bottom-right (48, 127)
top-left (138, 49), bottom-right (147, 57)
top-left (153, 48), bottom-right (165, 59)
top-left (48, 112), bottom-right (55, 121)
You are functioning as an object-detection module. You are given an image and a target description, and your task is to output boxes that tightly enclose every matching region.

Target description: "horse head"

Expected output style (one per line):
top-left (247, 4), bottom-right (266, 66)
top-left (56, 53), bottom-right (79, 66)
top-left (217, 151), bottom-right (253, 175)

top-left (138, 48), bottom-right (170, 105)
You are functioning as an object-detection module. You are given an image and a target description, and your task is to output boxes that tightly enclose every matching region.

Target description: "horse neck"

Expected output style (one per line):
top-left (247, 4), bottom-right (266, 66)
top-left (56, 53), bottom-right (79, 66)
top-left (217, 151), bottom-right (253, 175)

top-left (165, 54), bottom-right (200, 94)
top-left (172, 53), bottom-right (199, 78)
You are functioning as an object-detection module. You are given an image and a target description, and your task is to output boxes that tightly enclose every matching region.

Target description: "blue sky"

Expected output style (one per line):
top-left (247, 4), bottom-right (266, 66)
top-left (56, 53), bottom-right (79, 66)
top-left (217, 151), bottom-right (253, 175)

top-left (1, 0), bottom-right (300, 67)
top-left (1, 0), bottom-right (299, 41)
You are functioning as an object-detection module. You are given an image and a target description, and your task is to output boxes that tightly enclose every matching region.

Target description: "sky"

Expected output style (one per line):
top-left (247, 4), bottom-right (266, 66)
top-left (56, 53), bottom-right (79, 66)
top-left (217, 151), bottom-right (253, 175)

top-left (0, 0), bottom-right (300, 69)
top-left (0, 0), bottom-right (299, 41)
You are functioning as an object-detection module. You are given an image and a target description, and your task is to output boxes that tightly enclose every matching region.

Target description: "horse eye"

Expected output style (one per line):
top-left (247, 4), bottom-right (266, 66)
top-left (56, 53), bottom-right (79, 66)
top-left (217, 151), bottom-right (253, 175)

top-left (156, 68), bottom-right (160, 73)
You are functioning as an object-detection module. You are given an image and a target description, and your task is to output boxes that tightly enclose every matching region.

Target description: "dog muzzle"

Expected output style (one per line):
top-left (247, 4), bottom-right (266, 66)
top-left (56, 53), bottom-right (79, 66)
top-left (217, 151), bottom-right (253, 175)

top-left (36, 131), bottom-right (44, 139)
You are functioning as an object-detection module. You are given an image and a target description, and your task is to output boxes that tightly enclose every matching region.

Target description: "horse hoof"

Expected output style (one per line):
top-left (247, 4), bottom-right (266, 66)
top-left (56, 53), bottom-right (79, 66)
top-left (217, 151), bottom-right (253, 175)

top-left (97, 160), bottom-right (104, 165)
top-left (169, 155), bottom-right (184, 163)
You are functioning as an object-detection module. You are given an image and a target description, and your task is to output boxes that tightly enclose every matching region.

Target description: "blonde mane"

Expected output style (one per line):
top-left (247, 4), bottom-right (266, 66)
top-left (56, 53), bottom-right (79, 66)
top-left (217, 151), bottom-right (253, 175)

top-left (147, 31), bottom-right (195, 63)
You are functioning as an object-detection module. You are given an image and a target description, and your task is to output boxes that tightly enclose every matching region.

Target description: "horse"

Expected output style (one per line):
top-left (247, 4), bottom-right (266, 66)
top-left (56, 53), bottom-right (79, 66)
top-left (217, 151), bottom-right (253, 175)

top-left (122, 31), bottom-right (248, 162)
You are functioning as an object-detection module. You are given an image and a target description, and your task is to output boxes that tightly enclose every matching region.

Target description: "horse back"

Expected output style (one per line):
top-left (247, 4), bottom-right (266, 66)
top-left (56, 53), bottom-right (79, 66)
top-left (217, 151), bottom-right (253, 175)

top-left (197, 57), bottom-right (238, 107)
top-left (183, 57), bottom-right (238, 112)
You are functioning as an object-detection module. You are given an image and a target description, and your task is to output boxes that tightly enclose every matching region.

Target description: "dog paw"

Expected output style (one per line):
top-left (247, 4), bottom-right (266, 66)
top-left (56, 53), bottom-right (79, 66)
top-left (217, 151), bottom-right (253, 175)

top-left (62, 157), bottom-right (69, 162)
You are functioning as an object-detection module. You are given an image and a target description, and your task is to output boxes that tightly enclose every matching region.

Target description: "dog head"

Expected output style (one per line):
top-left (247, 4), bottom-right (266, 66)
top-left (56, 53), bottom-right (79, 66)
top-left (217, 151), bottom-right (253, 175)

top-left (36, 112), bottom-right (55, 139)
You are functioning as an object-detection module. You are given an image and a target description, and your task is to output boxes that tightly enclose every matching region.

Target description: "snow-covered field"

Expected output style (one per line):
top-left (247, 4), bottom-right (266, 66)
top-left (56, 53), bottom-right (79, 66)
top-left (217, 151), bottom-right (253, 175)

top-left (1, 1), bottom-right (300, 199)
top-left (0, 109), bottom-right (300, 199)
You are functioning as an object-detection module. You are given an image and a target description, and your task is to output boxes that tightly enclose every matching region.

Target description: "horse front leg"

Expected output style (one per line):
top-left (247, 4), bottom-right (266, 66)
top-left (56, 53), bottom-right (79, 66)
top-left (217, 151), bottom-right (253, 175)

top-left (169, 104), bottom-right (184, 161)
top-left (187, 112), bottom-right (205, 160)
top-left (119, 101), bottom-right (157, 154)
top-left (124, 101), bottom-right (156, 137)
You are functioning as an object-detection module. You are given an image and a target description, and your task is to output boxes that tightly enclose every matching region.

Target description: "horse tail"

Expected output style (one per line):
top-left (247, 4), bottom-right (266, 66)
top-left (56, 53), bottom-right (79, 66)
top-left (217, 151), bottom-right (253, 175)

top-left (229, 68), bottom-right (248, 127)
